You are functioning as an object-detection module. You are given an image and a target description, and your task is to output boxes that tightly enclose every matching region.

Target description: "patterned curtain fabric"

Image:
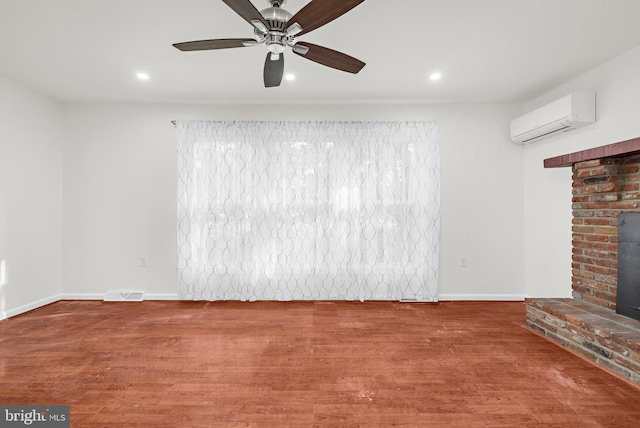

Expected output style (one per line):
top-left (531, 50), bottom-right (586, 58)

top-left (177, 120), bottom-right (440, 301)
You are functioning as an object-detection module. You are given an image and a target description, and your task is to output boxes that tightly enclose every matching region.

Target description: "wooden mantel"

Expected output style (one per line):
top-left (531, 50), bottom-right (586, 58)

top-left (544, 136), bottom-right (640, 168)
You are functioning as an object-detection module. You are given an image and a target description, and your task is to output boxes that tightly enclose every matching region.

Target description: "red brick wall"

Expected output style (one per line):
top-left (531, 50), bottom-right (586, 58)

top-left (571, 156), bottom-right (640, 310)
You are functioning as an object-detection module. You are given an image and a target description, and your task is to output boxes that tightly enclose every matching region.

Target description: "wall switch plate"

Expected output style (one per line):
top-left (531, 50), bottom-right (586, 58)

top-left (459, 256), bottom-right (468, 268)
top-left (140, 257), bottom-right (148, 267)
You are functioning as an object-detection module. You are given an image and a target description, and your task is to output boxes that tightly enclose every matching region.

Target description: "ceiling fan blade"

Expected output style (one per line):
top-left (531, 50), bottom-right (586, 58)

top-left (285, 0), bottom-right (364, 36)
top-left (221, 0), bottom-right (269, 33)
top-left (264, 53), bottom-right (284, 88)
top-left (173, 38), bottom-right (257, 51)
top-left (292, 42), bottom-right (365, 74)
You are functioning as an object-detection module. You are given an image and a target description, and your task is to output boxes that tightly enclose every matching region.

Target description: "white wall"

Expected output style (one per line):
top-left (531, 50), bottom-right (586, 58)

top-left (62, 102), bottom-right (524, 300)
top-left (523, 46), bottom-right (640, 298)
top-left (0, 75), bottom-right (63, 319)
top-left (6, 43), bottom-right (640, 311)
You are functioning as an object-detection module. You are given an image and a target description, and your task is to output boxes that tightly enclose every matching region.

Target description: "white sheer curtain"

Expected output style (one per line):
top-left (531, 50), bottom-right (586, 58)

top-left (177, 120), bottom-right (440, 301)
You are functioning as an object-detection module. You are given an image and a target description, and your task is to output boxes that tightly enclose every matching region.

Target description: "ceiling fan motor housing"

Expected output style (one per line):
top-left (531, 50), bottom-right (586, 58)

top-left (260, 7), bottom-right (291, 31)
top-left (261, 5), bottom-right (292, 55)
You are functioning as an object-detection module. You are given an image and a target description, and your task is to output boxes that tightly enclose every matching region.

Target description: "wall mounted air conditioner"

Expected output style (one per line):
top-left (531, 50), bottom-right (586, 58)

top-left (510, 91), bottom-right (596, 144)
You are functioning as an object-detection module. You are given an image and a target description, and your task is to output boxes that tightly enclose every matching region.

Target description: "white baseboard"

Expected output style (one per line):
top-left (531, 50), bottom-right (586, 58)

top-left (145, 293), bottom-right (180, 300)
top-left (0, 294), bottom-right (60, 321)
top-left (438, 294), bottom-right (525, 301)
top-left (1, 293), bottom-right (523, 320)
top-left (58, 293), bottom-right (104, 300)
top-left (59, 293), bottom-right (180, 301)
top-left (1, 293), bottom-right (183, 320)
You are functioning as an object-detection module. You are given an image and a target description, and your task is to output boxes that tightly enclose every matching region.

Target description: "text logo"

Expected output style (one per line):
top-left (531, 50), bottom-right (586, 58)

top-left (0, 406), bottom-right (69, 427)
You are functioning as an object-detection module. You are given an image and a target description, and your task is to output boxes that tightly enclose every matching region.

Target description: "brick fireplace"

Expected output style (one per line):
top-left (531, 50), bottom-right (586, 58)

top-left (526, 136), bottom-right (640, 386)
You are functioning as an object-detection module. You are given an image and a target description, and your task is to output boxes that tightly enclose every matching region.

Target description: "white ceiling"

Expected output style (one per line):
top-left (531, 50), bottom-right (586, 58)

top-left (2, 0), bottom-right (640, 104)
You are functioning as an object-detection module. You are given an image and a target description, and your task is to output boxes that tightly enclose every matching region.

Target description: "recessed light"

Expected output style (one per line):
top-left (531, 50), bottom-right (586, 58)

top-left (430, 72), bottom-right (442, 81)
top-left (285, 73), bottom-right (296, 81)
top-left (136, 72), bottom-right (150, 81)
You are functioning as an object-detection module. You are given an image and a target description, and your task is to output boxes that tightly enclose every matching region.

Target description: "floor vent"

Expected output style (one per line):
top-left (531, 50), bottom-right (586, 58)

top-left (399, 298), bottom-right (435, 303)
top-left (104, 291), bottom-right (145, 302)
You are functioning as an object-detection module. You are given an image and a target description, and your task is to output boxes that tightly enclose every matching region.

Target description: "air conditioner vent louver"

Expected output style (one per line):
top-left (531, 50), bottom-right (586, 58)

top-left (510, 91), bottom-right (595, 144)
top-left (520, 125), bottom-right (572, 144)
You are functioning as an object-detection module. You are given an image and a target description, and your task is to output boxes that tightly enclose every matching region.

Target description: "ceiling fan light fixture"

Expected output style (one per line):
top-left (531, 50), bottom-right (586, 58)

top-left (267, 42), bottom-right (286, 54)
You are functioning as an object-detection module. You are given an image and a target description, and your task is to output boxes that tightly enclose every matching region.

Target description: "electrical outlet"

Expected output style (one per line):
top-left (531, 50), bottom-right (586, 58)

top-left (459, 256), bottom-right (468, 268)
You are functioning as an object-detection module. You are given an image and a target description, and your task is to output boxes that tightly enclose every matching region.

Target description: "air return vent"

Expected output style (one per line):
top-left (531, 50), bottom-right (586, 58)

top-left (104, 291), bottom-right (145, 302)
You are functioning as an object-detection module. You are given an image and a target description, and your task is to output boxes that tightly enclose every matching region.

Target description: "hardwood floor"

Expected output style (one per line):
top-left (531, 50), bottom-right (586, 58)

top-left (1, 300), bottom-right (639, 427)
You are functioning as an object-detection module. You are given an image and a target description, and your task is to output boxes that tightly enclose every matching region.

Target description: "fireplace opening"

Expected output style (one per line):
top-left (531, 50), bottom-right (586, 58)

top-left (617, 212), bottom-right (640, 322)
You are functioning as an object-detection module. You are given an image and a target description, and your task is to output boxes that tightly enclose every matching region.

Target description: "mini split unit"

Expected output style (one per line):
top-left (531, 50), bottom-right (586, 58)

top-left (510, 91), bottom-right (596, 144)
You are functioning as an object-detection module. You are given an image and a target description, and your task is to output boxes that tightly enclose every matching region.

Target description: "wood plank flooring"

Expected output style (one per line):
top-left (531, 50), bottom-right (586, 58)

top-left (1, 300), bottom-right (639, 427)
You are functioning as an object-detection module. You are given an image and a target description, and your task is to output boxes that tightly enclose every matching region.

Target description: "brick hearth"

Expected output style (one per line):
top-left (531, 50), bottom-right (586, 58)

top-left (526, 298), bottom-right (640, 385)
top-left (527, 137), bottom-right (640, 386)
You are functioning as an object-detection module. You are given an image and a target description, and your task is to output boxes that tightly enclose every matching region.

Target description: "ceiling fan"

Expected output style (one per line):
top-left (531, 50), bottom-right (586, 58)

top-left (173, 0), bottom-right (366, 88)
